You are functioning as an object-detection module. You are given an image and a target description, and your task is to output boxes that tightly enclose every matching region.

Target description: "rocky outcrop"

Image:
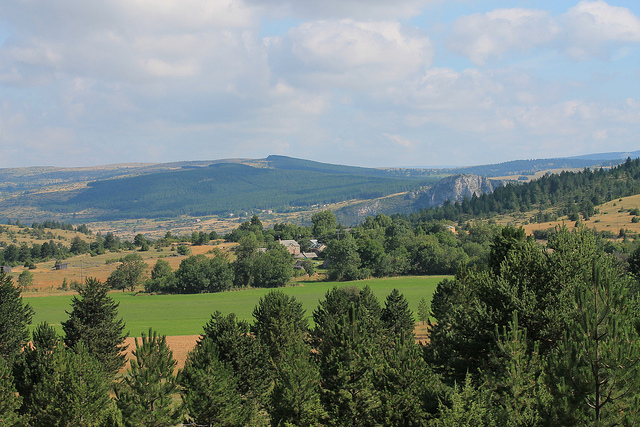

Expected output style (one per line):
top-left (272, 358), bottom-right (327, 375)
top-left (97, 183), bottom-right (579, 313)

top-left (415, 174), bottom-right (508, 208)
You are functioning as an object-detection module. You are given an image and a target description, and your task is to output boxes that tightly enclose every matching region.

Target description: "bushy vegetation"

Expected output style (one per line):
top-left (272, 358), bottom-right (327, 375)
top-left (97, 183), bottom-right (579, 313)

top-left (4, 225), bottom-right (640, 425)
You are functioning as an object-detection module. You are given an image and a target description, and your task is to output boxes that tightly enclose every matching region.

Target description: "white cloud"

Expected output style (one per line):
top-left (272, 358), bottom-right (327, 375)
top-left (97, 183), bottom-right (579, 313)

top-left (0, 0), bottom-right (639, 168)
top-left (563, 0), bottom-right (640, 59)
top-left (384, 133), bottom-right (415, 148)
top-left (0, 0), bottom-right (264, 85)
top-left (448, 8), bottom-right (559, 64)
top-left (269, 20), bottom-right (433, 88)
top-left (245, 0), bottom-right (438, 20)
top-left (448, 2), bottom-right (640, 64)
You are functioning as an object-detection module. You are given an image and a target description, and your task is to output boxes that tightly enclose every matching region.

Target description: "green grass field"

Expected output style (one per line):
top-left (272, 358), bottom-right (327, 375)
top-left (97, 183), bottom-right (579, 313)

top-left (25, 276), bottom-right (446, 337)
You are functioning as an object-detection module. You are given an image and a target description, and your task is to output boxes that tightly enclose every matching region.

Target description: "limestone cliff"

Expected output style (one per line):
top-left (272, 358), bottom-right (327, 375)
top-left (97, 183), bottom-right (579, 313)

top-left (415, 174), bottom-right (508, 208)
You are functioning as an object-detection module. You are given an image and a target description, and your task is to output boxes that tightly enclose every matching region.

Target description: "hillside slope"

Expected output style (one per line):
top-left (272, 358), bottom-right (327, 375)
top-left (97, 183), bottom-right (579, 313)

top-left (41, 163), bottom-right (431, 220)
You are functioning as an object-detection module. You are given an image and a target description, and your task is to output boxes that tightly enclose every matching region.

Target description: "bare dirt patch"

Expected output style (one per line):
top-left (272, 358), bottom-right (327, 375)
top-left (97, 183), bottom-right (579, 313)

top-left (123, 322), bottom-right (429, 372)
top-left (414, 323), bottom-right (430, 345)
top-left (123, 335), bottom-right (200, 371)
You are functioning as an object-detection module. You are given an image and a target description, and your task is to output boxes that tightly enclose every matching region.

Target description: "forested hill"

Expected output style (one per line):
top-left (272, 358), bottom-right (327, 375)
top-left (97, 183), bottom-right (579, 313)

top-left (42, 163), bottom-right (432, 220)
top-left (442, 157), bottom-right (623, 177)
top-left (405, 157), bottom-right (640, 224)
top-left (264, 155), bottom-right (393, 177)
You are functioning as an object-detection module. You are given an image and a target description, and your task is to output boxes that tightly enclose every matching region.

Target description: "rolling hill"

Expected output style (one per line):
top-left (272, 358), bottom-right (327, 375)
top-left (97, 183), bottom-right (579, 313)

top-left (0, 153), bottom-right (630, 225)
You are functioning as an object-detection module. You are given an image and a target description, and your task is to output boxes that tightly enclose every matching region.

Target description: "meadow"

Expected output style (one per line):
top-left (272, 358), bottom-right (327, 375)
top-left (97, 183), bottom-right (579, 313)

top-left (25, 275), bottom-right (446, 337)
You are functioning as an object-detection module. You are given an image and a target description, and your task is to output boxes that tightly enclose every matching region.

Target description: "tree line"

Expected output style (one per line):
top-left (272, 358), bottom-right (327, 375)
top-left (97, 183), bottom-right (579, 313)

top-left (3, 225), bottom-right (640, 425)
top-left (111, 209), bottom-right (639, 294)
top-left (410, 157), bottom-right (640, 223)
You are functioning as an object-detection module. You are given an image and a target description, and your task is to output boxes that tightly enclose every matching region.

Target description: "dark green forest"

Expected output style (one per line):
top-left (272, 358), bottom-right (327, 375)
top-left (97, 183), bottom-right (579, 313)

top-left (36, 157), bottom-right (639, 223)
top-left (42, 163), bottom-right (433, 220)
top-left (410, 157), bottom-right (640, 223)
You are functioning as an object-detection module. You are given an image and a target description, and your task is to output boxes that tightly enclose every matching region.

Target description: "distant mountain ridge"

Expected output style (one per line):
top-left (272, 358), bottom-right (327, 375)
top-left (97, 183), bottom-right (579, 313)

top-left (0, 151), bottom-right (635, 224)
top-left (441, 157), bottom-right (623, 177)
top-left (567, 150), bottom-right (640, 161)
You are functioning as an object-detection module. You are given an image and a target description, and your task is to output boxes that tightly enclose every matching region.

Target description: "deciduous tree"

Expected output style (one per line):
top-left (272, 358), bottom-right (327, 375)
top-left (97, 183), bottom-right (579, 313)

top-left (106, 253), bottom-right (148, 292)
top-left (311, 210), bottom-right (338, 241)
top-left (251, 244), bottom-right (293, 288)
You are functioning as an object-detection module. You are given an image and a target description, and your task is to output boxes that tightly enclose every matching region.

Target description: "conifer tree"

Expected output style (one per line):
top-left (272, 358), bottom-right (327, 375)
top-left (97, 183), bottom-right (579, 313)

top-left (62, 277), bottom-right (128, 376)
top-left (313, 285), bottom-right (382, 346)
top-left (115, 328), bottom-right (180, 427)
top-left (545, 262), bottom-right (640, 424)
top-left (434, 373), bottom-right (497, 427)
top-left (417, 297), bottom-right (430, 325)
top-left (375, 334), bottom-right (441, 425)
top-left (251, 291), bottom-right (325, 426)
top-left (251, 290), bottom-right (308, 363)
top-left (318, 304), bottom-right (383, 426)
top-left (380, 289), bottom-right (414, 337)
top-left (0, 273), bottom-right (34, 366)
top-left (0, 356), bottom-right (22, 426)
top-left (180, 338), bottom-right (247, 426)
top-left (269, 339), bottom-right (326, 427)
top-left (200, 311), bottom-right (270, 415)
top-left (28, 342), bottom-right (119, 426)
top-left (488, 312), bottom-right (546, 426)
top-left (13, 322), bottom-right (61, 420)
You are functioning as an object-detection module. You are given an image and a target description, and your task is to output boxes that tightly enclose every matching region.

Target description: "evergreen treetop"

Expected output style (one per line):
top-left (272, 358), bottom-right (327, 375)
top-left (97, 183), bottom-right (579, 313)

top-left (62, 277), bottom-right (128, 376)
top-left (0, 273), bottom-right (34, 366)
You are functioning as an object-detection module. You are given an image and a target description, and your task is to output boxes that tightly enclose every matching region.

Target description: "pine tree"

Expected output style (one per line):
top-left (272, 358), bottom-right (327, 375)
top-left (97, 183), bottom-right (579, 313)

top-left (0, 356), bottom-right (22, 426)
top-left (29, 342), bottom-right (119, 426)
top-left (180, 338), bottom-right (247, 426)
top-left (200, 311), bottom-right (271, 416)
top-left (13, 322), bottom-right (62, 420)
top-left (62, 277), bottom-right (128, 376)
top-left (269, 339), bottom-right (326, 427)
top-left (545, 261), bottom-right (640, 424)
top-left (488, 312), bottom-right (546, 426)
top-left (417, 297), bottom-right (430, 325)
top-left (115, 328), bottom-right (180, 427)
top-left (0, 273), bottom-right (34, 366)
top-left (434, 373), bottom-right (497, 427)
top-left (375, 334), bottom-right (441, 425)
top-left (251, 290), bottom-right (308, 363)
top-left (251, 291), bottom-right (325, 426)
top-left (318, 304), bottom-right (383, 426)
top-left (380, 289), bottom-right (414, 338)
top-left (313, 286), bottom-right (382, 347)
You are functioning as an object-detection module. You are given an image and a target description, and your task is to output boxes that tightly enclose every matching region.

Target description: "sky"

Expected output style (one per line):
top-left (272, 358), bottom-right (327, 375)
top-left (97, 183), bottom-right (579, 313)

top-left (0, 0), bottom-right (639, 169)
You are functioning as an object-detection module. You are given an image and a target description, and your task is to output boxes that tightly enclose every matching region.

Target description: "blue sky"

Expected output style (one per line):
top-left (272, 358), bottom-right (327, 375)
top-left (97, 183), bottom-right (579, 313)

top-left (0, 0), bottom-right (639, 168)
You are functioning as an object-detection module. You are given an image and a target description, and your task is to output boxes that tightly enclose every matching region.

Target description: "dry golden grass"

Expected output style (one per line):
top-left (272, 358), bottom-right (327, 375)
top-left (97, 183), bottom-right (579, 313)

top-left (487, 194), bottom-right (640, 237)
top-left (12, 242), bottom-right (238, 293)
